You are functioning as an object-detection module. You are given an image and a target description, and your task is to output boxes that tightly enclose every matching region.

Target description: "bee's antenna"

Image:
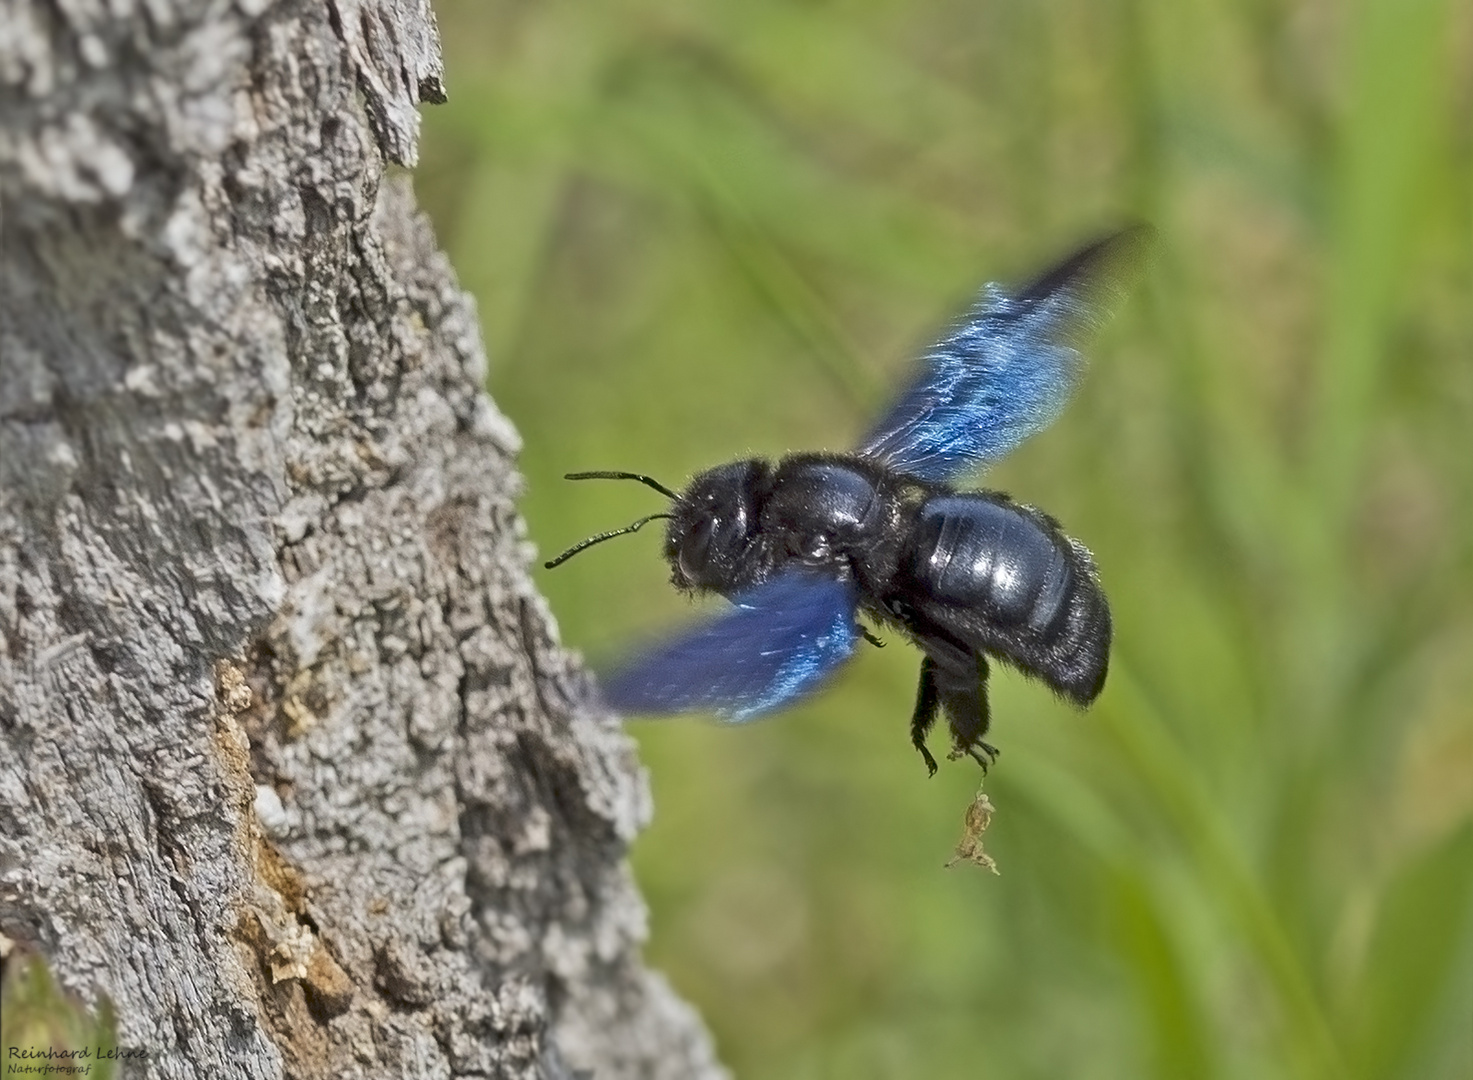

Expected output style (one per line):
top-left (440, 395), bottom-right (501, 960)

top-left (544, 513), bottom-right (675, 569)
top-left (564, 471), bottom-right (679, 501)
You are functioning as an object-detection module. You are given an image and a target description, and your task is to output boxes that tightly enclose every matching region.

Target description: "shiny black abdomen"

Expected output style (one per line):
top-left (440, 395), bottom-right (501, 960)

top-left (895, 491), bottom-right (1110, 703)
top-left (910, 496), bottom-right (1075, 632)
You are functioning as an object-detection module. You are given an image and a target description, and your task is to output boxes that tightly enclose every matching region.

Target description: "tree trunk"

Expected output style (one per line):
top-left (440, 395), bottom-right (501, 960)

top-left (0, 2), bottom-right (725, 1077)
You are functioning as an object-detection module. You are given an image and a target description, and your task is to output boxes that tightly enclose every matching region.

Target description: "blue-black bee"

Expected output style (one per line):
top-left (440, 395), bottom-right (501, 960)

top-left (546, 227), bottom-right (1151, 775)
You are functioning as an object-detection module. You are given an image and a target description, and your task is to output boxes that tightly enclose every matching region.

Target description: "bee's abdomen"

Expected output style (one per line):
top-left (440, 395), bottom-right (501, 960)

top-left (900, 492), bottom-right (1110, 703)
top-left (915, 496), bottom-right (1074, 632)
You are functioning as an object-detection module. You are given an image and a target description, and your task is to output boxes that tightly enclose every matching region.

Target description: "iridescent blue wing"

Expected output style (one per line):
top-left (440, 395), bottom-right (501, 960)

top-left (601, 573), bottom-right (861, 721)
top-left (858, 225), bottom-right (1152, 482)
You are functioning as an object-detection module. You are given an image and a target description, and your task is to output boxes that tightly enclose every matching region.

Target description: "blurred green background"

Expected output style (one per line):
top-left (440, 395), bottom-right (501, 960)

top-left (417, 2), bottom-right (1473, 1078)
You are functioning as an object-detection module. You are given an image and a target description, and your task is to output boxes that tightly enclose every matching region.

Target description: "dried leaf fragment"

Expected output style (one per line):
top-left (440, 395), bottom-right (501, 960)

top-left (945, 789), bottom-right (999, 873)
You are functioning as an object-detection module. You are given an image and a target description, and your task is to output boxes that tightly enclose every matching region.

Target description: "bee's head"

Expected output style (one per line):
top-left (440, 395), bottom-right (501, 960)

top-left (542, 463), bottom-right (773, 586)
top-left (666, 459), bottom-right (775, 592)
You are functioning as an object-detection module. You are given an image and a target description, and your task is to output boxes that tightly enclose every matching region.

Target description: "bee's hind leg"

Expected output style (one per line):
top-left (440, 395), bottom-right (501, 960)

top-left (942, 653), bottom-right (999, 773)
top-left (910, 657), bottom-right (941, 777)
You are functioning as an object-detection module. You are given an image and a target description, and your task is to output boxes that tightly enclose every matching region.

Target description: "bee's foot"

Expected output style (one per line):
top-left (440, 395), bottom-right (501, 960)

top-left (948, 740), bottom-right (999, 773)
top-left (916, 743), bottom-right (939, 777)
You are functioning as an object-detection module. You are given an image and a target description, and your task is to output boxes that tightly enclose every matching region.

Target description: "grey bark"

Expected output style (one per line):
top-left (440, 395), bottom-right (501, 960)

top-left (0, 2), bottom-right (726, 1078)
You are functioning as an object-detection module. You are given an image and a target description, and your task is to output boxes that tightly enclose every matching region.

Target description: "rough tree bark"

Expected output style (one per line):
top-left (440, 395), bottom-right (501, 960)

top-left (0, 2), bottom-right (726, 1077)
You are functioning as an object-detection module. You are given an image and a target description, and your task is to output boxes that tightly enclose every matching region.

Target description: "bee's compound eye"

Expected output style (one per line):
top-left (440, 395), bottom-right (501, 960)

top-left (671, 459), bottom-right (767, 587)
top-left (678, 518), bottom-right (713, 582)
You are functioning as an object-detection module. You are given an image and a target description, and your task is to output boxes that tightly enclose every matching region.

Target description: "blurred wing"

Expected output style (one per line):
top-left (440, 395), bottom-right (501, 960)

top-left (601, 573), bottom-right (861, 721)
top-left (858, 225), bottom-right (1152, 482)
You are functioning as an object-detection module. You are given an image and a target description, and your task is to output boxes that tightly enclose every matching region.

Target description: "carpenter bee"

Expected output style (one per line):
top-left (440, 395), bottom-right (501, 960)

top-left (546, 226), bottom-right (1151, 775)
